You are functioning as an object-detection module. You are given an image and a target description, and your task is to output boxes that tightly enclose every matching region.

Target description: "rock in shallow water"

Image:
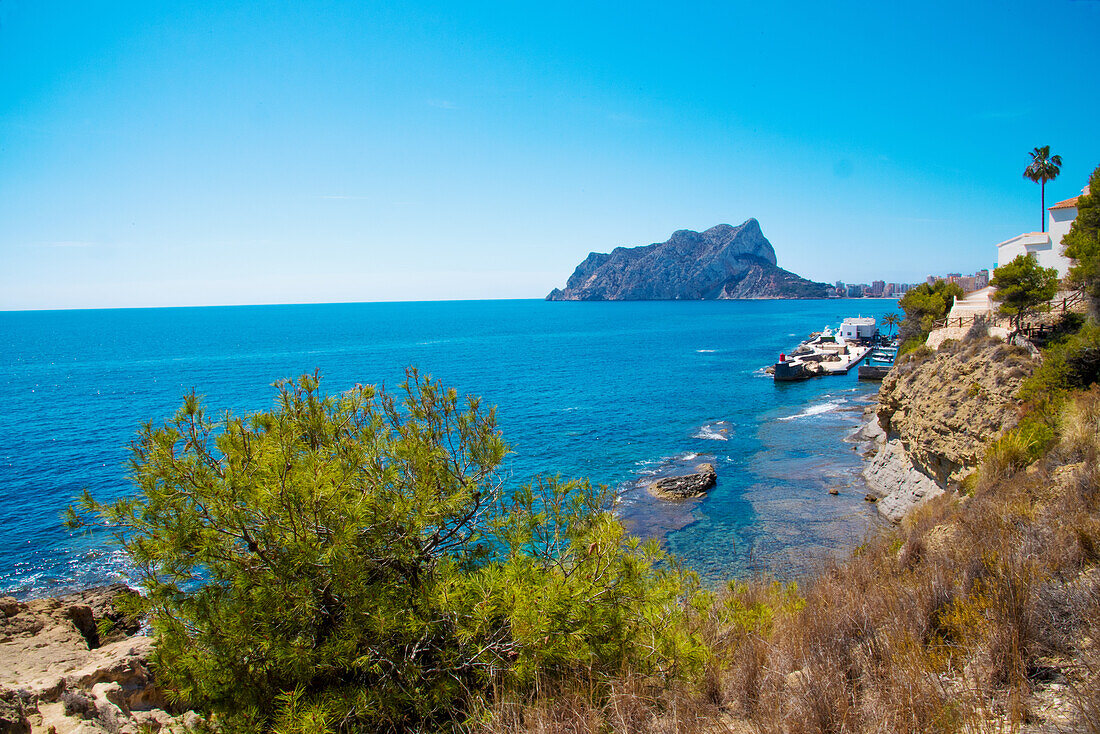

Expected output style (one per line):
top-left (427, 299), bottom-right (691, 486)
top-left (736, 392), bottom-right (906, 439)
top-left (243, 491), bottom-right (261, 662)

top-left (647, 463), bottom-right (717, 500)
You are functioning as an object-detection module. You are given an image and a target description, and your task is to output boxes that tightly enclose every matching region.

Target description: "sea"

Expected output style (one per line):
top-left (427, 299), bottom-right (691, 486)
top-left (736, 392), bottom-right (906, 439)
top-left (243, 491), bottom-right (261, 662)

top-left (0, 298), bottom-right (899, 597)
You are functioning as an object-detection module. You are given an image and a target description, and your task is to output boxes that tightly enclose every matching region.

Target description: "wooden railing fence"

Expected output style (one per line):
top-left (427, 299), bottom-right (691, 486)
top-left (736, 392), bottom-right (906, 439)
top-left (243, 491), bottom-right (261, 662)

top-left (931, 290), bottom-right (1087, 331)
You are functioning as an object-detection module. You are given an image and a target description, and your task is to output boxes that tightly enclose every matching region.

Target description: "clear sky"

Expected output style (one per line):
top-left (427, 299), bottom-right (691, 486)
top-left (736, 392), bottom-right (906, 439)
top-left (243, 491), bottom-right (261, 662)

top-left (2, 0), bottom-right (1098, 309)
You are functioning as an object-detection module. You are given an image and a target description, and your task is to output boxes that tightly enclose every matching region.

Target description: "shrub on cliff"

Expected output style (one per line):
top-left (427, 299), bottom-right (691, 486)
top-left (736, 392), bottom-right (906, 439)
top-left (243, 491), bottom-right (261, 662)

top-left (1064, 164), bottom-right (1100, 303)
top-left (68, 371), bottom-right (702, 733)
top-left (898, 279), bottom-right (964, 353)
top-left (1020, 318), bottom-right (1100, 404)
top-left (990, 254), bottom-right (1059, 334)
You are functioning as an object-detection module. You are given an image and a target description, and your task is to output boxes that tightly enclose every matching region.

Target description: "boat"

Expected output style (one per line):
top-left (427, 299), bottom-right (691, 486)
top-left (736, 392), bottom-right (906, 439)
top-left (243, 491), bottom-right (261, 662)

top-left (858, 345), bottom-right (898, 381)
top-left (769, 318), bottom-right (877, 381)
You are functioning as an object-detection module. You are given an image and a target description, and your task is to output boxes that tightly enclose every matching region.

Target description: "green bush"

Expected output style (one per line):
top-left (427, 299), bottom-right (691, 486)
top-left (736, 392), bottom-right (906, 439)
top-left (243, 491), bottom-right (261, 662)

top-left (984, 421), bottom-right (1053, 479)
top-left (1064, 164), bottom-right (1100, 299)
top-left (989, 254), bottom-right (1059, 333)
top-left (899, 342), bottom-right (934, 360)
top-left (897, 280), bottom-right (964, 348)
top-left (1020, 320), bottom-right (1100, 403)
top-left (68, 371), bottom-right (703, 733)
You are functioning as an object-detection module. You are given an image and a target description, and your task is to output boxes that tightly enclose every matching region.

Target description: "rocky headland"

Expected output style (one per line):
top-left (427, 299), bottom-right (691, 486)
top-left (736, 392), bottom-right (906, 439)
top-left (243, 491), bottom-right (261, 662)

top-left (0, 585), bottom-right (200, 734)
top-left (861, 336), bottom-right (1036, 521)
top-left (546, 219), bottom-right (828, 301)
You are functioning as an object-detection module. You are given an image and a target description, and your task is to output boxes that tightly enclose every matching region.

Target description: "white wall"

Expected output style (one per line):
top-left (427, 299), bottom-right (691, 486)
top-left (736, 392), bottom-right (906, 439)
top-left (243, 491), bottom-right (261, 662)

top-left (996, 226), bottom-right (1072, 277)
top-left (1050, 206), bottom-right (1077, 261)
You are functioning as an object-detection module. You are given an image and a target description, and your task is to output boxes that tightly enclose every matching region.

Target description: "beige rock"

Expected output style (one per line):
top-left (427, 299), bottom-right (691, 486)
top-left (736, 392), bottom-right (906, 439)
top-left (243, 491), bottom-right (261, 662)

top-left (0, 587), bottom-right (203, 734)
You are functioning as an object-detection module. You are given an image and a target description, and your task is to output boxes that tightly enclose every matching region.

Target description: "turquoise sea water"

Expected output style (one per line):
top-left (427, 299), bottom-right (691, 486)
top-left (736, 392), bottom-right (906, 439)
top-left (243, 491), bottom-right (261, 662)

top-left (0, 299), bottom-right (898, 597)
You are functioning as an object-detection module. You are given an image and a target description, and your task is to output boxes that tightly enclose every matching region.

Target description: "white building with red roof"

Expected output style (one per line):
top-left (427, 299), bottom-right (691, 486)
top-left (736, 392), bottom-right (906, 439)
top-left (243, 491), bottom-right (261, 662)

top-left (995, 183), bottom-right (1091, 277)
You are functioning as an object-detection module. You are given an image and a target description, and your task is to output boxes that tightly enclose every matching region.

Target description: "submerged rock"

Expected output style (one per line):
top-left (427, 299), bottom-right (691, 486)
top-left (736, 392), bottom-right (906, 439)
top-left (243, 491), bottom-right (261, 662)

top-left (647, 463), bottom-right (717, 500)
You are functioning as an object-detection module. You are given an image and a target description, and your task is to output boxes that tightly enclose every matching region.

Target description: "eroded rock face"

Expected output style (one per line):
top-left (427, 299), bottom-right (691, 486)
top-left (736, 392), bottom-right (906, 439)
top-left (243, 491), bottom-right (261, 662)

top-left (647, 463), bottom-right (717, 500)
top-left (864, 337), bottom-right (1035, 520)
top-left (0, 586), bottom-right (201, 734)
top-left (863, 439), bottom-right (946, 522)
top-left (546, 220), bottom-right (828, 300)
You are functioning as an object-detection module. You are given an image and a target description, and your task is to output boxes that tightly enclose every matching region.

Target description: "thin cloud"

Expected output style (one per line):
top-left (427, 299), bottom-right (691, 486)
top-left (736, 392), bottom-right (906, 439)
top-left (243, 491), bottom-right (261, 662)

top-left (36, 241), bottom-right (96, 248)
top-left (314, 195), bottom-right (371, 200)
top-left (426, 99), bottom-right (458, 110)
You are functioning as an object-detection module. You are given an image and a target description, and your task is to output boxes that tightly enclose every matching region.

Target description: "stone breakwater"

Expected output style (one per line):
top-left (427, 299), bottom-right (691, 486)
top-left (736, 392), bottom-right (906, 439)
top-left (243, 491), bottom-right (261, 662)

top-left (0, 586), bottom-right (202, 734)
top-left (861, 337), bottom-right (1036, 522)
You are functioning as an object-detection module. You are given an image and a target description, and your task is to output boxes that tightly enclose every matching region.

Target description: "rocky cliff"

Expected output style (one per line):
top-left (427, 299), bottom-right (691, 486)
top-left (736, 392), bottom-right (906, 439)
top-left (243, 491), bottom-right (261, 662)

top-left (0, 586), bottom-right (202, 733)
top-left (863, 337), bottom-right (1036, 521)
top-left (546, 220), bottom-right (828, 301)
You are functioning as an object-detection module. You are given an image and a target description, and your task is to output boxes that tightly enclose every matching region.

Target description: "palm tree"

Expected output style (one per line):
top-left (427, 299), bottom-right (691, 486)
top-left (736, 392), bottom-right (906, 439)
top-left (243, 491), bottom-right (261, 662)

top-left (881, 312), bottom-right (901, 338)
top-left (1023, 145), bottom-right (1063, 233)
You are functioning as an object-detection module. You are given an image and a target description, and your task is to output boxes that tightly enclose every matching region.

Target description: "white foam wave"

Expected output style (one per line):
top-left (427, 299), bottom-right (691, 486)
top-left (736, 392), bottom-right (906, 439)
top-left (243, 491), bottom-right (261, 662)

top-left (696, 349), bottom-right (716, 353)
top-left (693, 426), bottom-right (729, 441)
top-left (778, 400), bottom-right (845, 421)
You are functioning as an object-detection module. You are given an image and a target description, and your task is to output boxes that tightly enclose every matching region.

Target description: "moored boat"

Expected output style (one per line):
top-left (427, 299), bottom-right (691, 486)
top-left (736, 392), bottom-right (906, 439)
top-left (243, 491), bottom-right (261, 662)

top-left (858, 345), bottom-right (898, 381)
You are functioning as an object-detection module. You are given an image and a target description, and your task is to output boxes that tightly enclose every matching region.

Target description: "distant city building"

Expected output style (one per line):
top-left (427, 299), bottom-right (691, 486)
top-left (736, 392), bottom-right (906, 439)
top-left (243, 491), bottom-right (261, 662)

top-left (823, 280), bottom-right (914, 298)
top-left (922, 269), bottom-right (990, 294)
top-left (995, 182), bottom-right (1090, 277)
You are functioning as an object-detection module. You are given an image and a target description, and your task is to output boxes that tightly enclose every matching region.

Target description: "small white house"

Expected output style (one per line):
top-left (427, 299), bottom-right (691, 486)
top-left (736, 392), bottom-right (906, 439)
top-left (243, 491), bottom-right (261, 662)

top-left (840, 317), bottom-right (876, 341)
top-left (995, 184), bottom-right (1090, 277)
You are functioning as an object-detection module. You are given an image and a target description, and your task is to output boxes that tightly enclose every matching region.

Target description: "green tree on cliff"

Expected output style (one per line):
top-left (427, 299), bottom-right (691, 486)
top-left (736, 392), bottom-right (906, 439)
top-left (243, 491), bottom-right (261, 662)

top-left (1064, 164), bottom-right (1100, 303)
top-left (1023, 145), bottom-right (1062, 233)
top-left (67, 371), bottom-right (702, 733)
top-left (897, 280), bottom-right (964, 352)
top-left (991, 254), bottom-right (1059, 334)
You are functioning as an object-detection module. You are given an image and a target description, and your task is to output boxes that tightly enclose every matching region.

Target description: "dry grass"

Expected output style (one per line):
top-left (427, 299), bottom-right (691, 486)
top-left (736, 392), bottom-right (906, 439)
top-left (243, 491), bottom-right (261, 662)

top-left (471, 390), bottom-right (1100, 734)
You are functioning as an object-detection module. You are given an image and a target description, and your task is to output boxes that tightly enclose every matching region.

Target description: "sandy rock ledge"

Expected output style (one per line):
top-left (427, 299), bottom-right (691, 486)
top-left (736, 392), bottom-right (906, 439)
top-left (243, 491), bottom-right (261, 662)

top-left (0, 585), bottom-right (202, 734)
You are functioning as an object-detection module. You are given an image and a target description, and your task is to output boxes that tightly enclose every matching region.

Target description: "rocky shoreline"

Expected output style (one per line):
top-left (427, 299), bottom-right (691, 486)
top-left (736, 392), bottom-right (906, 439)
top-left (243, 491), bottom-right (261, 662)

top-left (858, 336), bottom-right (1036, 522)
top-left (0, 585), bottom-right (200, 734)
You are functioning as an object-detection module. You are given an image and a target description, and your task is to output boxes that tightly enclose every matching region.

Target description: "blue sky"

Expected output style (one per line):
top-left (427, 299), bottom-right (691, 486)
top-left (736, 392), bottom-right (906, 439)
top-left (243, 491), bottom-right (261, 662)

top-left (2, 0), bottom-right (1098, 309)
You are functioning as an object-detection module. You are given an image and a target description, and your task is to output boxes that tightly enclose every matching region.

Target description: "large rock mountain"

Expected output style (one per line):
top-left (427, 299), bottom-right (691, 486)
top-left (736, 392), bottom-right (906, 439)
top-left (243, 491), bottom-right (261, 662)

top-left (546, 219), bottom-right (827, 301)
